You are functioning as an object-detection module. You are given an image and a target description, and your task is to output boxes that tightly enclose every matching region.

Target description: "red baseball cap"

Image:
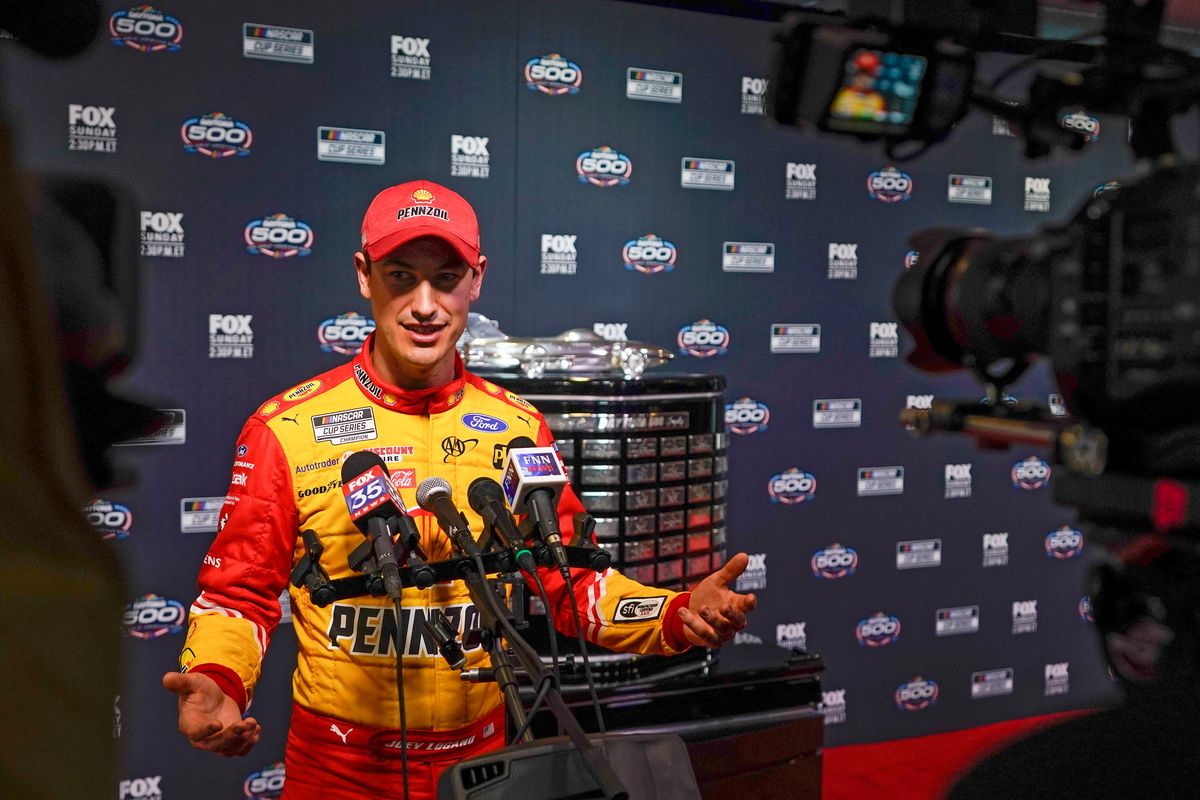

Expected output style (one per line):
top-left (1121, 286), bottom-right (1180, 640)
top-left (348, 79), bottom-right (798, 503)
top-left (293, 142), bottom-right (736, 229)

top-left (360, 180), bottom-right (481, 266)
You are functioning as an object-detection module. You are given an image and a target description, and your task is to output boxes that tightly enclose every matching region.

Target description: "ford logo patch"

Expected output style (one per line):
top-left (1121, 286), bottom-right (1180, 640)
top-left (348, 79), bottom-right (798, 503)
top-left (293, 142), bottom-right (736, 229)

top-left (461, 413), bottom-right (509, 434)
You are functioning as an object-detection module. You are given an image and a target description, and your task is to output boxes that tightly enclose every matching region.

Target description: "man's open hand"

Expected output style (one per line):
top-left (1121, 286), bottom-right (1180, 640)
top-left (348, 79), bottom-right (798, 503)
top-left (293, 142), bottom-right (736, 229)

top-left (679, 552), bottom-right (758, 648)
top-left (162, 671), bottom-right (260, 757)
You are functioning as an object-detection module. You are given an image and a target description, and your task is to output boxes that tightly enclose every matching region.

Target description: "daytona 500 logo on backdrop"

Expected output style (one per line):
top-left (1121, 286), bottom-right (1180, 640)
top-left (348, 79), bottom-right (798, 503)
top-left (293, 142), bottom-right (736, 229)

top-left (110, 6), bottom-right (182, 52)
top-left (768, 468), bottom-right (816, 504)
top-left (1046, 525), bottom-right (1084, 559)
top-left (181, 113), bottom-right (251, 158)
top-left (123, 594), bottom-right (185, 639)
top-left (677, 320), bottom-right (728, 357)
top-left (319, 312), bottom-right (374, 355)
top-left (725, 397), bottom-right (769, 434)
top-left (244, 214), bottom-right (313, 258)
top-left (623, 234), bottom-right (676, 273)
top-left (577, 146), bottom-right (631, 187)
top-left (244, 762), bottom-right (285, 799)
top-left (896, 678), bottom-right (938, 711)
top-left (867, 165), bottom-right (913, 202)
top-left (525, 54), bottom-right (582, 94)
top-left (84, 499), bottom-right (132, 540)
top-left (811, 544), bottom-right (857, 578)
top-left (856, 613), bottom-right (901, 646)
top-left (1012, 455), bottom-right (1051, 490)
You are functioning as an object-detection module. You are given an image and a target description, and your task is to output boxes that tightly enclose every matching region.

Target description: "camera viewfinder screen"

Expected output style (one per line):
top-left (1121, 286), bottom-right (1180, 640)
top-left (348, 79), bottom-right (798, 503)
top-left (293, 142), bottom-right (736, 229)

top-left (828, 48), bottom-right (927, 132)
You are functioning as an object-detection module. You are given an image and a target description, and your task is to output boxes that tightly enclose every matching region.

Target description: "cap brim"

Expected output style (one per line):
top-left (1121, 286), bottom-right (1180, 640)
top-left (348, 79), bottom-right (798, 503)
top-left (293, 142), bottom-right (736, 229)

top-left (365, 224), bottom-right (479, 268)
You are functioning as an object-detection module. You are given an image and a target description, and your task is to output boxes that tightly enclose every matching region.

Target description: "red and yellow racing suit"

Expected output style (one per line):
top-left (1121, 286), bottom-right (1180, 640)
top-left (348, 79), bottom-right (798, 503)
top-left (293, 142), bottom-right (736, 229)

top-left (179, 334), bottom-right (692, 799)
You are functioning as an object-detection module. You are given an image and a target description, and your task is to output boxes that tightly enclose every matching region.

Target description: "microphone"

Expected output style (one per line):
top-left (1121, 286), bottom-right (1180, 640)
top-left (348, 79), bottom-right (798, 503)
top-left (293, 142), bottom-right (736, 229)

top-left (415, 477), bottom-right (481, 558)
top-left (424, 610), bottom-right (467, 671)
top-left (501, 436), bottom-right (570, 573)
top-left (340, 451), bottom-right (407, 600)
top-left (468, 477), bottom-right (537, 574)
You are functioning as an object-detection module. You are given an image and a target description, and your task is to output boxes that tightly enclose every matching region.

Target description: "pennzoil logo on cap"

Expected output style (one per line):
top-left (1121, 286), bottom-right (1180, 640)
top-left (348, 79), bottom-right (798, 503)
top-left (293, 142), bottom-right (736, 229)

top-left (411, 188), bottom-right (434, 204)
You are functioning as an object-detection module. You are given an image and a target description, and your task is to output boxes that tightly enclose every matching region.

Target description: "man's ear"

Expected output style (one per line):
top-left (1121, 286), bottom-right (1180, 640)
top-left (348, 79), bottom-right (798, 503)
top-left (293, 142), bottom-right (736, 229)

top-left (469, 255), bottom-right (487, 302)
top-left (354, 251), bottom-right (371, 301)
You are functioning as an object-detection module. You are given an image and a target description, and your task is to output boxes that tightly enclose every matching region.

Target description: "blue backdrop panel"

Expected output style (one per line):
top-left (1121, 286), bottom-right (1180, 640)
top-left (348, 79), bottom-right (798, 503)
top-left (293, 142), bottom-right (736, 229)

top-left (2, 2), bottom-right (1127, 795)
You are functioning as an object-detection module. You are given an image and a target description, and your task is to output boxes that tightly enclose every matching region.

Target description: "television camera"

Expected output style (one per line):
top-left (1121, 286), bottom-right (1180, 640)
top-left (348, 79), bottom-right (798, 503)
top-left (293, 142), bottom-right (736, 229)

top-left (770, 0), bottom-right (1200, 689)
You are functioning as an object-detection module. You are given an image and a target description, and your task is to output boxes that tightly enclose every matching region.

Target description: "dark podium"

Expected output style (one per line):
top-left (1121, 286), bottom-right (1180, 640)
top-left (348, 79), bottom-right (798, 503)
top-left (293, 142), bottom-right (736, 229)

top-left (520, 643), bottom-right (825, 799)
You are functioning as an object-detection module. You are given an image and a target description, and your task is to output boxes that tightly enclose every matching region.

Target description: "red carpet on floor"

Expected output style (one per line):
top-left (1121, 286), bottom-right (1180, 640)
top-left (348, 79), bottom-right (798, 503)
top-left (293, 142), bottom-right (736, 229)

top-left (821, 710), bottom-right (1091, 799)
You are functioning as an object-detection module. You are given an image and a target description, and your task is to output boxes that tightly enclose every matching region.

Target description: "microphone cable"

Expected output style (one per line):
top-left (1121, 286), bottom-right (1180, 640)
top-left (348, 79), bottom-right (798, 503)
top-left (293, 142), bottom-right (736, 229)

top-left (390, 592), bottom-right (410, 800)
top-left (510, 671), bottom-right (555, 743)
top-left (561, 569), bottom-right (606, 735)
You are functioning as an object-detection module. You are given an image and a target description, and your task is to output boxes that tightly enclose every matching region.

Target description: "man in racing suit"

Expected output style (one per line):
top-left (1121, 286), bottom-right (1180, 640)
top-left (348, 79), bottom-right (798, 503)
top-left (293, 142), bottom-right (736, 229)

top-left (162, 180), bottom-right (757, 800)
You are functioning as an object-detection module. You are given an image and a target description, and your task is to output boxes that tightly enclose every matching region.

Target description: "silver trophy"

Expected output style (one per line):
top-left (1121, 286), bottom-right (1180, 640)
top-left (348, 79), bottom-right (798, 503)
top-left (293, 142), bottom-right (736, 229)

top-left (458, 313), bottom-right (673, 380)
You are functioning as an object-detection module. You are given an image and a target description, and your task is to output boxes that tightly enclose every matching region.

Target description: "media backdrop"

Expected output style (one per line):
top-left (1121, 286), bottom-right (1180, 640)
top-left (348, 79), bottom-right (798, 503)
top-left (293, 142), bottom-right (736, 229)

top-left (3, 1), bottom-right (1130, 796)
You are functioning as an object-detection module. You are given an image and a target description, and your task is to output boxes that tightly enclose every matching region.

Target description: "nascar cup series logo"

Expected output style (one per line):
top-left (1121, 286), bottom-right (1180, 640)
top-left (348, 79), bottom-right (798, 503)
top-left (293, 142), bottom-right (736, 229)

top-left (972, 668), bottom-right (1015, 699)
top-left (768, 468), bottom-right (816, 504)
top-left (1061, 110), bottom-right (1100, 142)
top-left (318, 312), bottom-right (374, 355)
top-left (577, 146), bottom-right (631, 187)
top-left (896, 677), bottom-right (939, 711)
top-left (813, 399), bottom-right (862, 429)
top-left (725, 397), bottom-right (769, 435)
top-left (677, 319), bottom-right (729, 357)
top-left (181, 112), bottom-right (252, 158)
top-left (811, 544), bottom-right (857, 579)
top-left (623, 234), bottom-right (677, 273)
top-left (867, 166), bottom-right (913, 203)
top-left (110, 6), bottom-right (182, 52)
top-left (244, 762), bottom-right (286, 799)
top-left (244, 214), bottom-right (313, 258)
top-left (243, 24), bottom-right (314, 64)
top-left (525, 54), bottom-right (582, 95)
top-left (856, 612), bottom-right (900, 647)
top-left (1045, 525), bottom-right (1084, 559)
top-left (123, 594), bottom-right (185, 639)
top-left (84, 499), bottom-right (133, 540)
top-left (1012, 455), bottom-right (1051, 490)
